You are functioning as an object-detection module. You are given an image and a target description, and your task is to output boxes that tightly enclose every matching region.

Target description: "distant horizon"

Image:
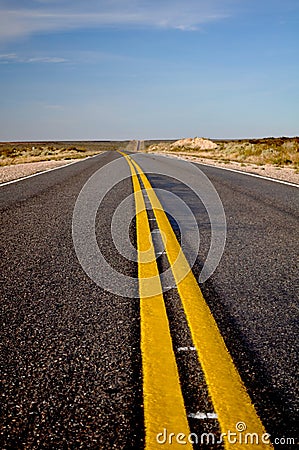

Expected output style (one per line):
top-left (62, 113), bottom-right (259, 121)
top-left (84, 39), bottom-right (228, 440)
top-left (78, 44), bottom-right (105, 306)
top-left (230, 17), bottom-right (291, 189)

top-left (1, 135), bottom-right (299, 144)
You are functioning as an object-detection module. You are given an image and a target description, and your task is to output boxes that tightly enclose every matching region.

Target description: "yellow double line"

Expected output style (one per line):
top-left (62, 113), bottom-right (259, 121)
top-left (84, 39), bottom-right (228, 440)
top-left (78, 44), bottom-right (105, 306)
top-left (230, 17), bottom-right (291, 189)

top-left (120, 152), bottom-right (272, 449)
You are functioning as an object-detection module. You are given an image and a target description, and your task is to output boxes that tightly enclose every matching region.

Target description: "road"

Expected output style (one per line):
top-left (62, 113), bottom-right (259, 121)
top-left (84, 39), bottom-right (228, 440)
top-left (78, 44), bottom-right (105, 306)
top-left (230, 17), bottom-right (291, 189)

top-left (1, 149), bottom-right (298, 449)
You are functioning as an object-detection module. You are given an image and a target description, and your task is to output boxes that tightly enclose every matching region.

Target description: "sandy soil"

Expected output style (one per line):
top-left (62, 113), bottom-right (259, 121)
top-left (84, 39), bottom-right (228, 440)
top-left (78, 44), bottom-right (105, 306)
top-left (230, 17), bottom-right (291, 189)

top-left (150, 151), bottom-right (299, 185)
top-left (0, 160), bottom-right (77, 184)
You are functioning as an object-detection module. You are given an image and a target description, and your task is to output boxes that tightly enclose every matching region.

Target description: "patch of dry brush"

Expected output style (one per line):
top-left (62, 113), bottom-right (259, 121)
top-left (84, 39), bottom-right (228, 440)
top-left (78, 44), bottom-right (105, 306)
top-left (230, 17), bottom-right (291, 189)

top-left (0, 141), bottom-right (127, 166)
top-left (147, 137), bottom-right (299, 169)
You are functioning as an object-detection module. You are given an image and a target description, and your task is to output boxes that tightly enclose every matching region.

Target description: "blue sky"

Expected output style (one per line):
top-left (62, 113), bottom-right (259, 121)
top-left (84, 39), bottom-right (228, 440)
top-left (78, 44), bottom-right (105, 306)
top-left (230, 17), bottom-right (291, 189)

top-left (0, 0), bottom-right (298, 140)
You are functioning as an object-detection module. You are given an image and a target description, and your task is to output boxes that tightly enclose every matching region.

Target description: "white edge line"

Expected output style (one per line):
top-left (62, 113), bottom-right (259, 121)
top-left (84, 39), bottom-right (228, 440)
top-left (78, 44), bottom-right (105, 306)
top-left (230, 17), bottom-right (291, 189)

top-left (196, 161), bottom-right (299, 187)
top-left (154, 154), bottom-right (299, 188)
top-left (0, 154), bottom-right (100, 187)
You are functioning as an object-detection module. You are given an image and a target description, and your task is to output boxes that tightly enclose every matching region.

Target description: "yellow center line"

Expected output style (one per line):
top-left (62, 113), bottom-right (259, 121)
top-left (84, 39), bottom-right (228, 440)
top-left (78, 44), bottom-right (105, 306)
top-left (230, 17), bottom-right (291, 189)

top-left (119, 152), bottom-right (192, 449)
top-left (126, 153), bottom-right (273, 449)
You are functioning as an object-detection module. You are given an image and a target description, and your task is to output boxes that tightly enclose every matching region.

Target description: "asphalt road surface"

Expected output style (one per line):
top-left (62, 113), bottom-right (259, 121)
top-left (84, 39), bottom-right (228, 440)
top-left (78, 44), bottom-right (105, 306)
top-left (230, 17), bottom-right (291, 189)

top-left (1, 149), bottom-right (298, 449)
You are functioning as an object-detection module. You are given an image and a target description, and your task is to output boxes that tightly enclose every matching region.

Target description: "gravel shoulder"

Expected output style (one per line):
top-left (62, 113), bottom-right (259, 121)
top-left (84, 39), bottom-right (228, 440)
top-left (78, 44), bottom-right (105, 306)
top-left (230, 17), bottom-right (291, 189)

top-left (0, 159), bottom-right (79, 184)
top-left (149, 151), bottom-right (299, 185)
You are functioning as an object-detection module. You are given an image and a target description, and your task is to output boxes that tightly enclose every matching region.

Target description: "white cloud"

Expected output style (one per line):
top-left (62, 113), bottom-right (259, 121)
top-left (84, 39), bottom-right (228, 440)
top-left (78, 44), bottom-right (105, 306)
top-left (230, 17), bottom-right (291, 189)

top-left (27, 56), bottom-right (67, 63)
top-left (0, 53), bottom-right (18, 59)
top-left (0, 1), bottom-right (231, 40)
top-left (0, 53), bottom-right (67, 63)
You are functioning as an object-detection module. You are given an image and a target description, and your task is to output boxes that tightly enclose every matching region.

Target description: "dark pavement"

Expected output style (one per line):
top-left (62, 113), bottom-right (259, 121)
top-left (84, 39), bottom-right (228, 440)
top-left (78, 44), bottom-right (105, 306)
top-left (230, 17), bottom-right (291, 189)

top-left (1, 151), bottom-right (298, 448)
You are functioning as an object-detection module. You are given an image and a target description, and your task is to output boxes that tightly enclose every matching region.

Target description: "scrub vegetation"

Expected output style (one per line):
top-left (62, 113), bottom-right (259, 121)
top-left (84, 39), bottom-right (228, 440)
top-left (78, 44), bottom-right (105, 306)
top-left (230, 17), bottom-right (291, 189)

top-left (0, 141), bottom-right (128, 166)
top-left (146, 137), bottom-right (299, 169)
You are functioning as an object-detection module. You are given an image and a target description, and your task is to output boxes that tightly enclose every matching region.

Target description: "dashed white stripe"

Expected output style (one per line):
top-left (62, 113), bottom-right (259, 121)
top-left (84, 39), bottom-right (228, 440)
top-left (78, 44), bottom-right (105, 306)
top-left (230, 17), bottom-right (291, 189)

top-left (178, 346), bottom-right (196, 351)
top-left (188, 412), bottom-right (218, 420)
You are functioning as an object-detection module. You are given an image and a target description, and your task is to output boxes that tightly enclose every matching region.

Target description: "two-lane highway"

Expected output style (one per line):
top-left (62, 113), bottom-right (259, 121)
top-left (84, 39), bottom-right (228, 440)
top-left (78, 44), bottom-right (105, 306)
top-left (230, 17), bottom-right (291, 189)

top-left (1, 150), bottom-right (298, 449)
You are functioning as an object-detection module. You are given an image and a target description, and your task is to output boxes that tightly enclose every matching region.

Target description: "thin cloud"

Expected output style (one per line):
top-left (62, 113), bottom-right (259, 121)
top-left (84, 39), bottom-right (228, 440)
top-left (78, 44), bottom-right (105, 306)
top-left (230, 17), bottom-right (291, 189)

top-left (0, 53), bottom-right (67, 63)
top-left (0, 1), bottom-right (231, 40)
top-left (0, 53), bottom-right (18, 59)
top-left (27, 56), bottom-right (67, 63)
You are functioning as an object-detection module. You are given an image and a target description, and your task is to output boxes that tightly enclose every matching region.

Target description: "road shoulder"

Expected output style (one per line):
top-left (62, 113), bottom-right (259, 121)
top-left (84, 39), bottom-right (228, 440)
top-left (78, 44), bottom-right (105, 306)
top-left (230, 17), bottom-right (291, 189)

top-left (148, 151), bottom-right (299, 185)
top-left (0, 160), bottom-right (81, 184)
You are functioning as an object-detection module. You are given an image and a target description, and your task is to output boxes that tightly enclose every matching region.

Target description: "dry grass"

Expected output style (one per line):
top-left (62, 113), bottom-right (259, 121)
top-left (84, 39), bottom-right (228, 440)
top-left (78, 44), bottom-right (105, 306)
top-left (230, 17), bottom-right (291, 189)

top-left (0, 141), bottom-right (128, 166)
top-left (146, 137), bottom-right (299, 169)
